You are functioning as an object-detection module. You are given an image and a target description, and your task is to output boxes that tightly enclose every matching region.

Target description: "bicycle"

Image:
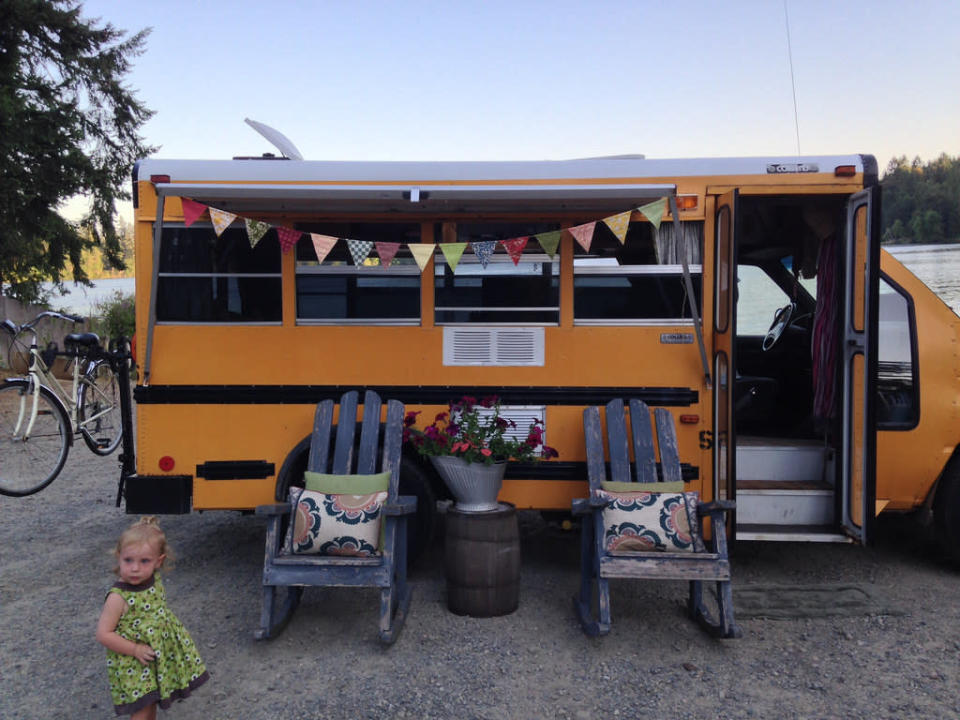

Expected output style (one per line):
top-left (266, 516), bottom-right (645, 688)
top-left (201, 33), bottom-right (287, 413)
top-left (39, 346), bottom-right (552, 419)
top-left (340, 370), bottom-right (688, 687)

top-left (0, 311), bottom-right (125, 496)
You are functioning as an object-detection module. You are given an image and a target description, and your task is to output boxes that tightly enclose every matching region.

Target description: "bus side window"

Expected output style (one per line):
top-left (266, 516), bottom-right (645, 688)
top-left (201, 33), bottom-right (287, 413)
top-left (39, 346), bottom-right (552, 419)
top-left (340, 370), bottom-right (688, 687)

top-left (156, 226), bottom-right (282, 323)
top-left (572, 221), bottom-right (703, 324)
top-left (877, 277), bottom-right (918, 428)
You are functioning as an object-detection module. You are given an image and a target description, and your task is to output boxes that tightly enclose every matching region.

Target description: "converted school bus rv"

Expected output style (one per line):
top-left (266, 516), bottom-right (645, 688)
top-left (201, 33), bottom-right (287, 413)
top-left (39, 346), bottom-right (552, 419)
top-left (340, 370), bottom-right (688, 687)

top-left (127, 151), bottom-right (960, 562)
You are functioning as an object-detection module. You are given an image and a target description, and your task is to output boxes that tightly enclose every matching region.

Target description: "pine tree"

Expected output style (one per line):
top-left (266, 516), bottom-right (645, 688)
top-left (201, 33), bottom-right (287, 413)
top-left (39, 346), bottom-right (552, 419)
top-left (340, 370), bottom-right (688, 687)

top-left (0, 0), bottom-right (155, 303)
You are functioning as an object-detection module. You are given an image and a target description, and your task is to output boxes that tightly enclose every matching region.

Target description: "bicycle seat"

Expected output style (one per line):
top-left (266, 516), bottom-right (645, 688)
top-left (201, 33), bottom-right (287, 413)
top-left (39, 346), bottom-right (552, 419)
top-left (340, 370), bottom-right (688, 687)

top-left (64, 332), bottom-right (101, 348)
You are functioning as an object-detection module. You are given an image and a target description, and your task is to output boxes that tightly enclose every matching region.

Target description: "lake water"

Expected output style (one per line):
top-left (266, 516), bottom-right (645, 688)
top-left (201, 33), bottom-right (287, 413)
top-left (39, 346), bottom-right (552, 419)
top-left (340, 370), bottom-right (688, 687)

top-left (44, 277), bottom-right (135, 317)
top-left (41, 243), bottom-right (960, 320)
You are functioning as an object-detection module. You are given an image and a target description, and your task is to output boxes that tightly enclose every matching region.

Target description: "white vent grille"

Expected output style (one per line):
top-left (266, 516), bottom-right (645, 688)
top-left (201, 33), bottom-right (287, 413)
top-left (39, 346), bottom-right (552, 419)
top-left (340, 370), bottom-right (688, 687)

top-left (443, 327), bottom-right (544, 366)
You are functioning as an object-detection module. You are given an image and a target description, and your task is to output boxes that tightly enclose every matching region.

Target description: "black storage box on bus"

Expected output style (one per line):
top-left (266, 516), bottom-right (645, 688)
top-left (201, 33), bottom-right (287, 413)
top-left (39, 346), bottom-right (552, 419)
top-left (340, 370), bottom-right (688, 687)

top-left (124, 475), bottom-right (192, 515)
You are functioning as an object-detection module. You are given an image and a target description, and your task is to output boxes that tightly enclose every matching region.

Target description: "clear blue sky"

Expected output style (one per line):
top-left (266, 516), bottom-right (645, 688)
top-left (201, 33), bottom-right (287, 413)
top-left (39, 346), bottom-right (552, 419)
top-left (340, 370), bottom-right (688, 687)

top-left (81, 0), bottom-right (958, 169)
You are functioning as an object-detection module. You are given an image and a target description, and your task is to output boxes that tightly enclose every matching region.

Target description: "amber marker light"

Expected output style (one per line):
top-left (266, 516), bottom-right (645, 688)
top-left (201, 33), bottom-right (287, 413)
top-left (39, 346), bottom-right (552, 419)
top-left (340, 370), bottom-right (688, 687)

top-left (676, 194), bottom-right (699, 211)
top-left (679, 414), bottom-right (699, 424)
top-left (834, 165), bottom-right (856, 177)
top-left (159, 456), bottom-right (175, 471)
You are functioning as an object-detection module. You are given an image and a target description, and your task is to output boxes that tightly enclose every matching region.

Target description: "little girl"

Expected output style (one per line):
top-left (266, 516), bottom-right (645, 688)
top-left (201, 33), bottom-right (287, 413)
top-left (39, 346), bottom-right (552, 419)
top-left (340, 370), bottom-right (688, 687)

top-left (96, 517), bottom-right (209, 718)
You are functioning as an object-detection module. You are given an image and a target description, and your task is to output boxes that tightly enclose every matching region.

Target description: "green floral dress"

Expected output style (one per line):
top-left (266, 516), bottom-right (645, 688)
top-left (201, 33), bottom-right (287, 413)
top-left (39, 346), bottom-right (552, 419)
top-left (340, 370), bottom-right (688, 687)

top-left (105, 573), bottom-right (209, 715)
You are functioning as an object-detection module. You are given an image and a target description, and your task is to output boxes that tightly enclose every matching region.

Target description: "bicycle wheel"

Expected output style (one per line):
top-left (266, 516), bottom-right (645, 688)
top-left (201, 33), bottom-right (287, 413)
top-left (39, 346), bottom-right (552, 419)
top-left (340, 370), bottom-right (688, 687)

top-left (0, 380), bottom-right (71, 496)
top-left (78, 359), bottom-right (123, 456)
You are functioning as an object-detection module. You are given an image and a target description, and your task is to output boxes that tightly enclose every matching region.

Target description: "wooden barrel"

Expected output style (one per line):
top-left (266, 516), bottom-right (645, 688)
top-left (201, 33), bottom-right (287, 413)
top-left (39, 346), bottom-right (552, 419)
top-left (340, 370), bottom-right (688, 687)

top-left (444, 502), bottom-right (520, 617)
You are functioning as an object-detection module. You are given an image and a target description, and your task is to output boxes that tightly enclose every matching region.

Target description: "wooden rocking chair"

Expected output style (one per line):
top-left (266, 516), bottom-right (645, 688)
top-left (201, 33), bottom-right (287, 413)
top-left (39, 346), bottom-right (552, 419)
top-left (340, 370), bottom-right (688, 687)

top-left (255, 390), bottom-right (416, 644)
top-left (572, 398), bottom-right (741, 638)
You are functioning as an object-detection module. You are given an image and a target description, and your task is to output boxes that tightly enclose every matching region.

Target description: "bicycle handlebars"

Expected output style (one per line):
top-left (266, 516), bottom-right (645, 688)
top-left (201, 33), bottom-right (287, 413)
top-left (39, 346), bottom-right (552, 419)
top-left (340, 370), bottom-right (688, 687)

top-left (1, 311), bottom-right (85, 336)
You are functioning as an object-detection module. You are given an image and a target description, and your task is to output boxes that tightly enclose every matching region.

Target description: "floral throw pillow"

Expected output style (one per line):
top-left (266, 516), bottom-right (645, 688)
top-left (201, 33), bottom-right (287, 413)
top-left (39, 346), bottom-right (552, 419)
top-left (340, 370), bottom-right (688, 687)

top-left (290, 487), bottom-right (388, 556)
top-left (595, 488), bottom-right (699, 553)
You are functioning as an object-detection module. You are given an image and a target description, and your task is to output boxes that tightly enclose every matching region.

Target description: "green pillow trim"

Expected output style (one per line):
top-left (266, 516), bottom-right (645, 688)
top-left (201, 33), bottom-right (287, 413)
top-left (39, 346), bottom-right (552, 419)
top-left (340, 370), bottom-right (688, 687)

top-left (600, 480), bottom-right (684, 493)
top-left (304, 470), bottom-right (391, 495)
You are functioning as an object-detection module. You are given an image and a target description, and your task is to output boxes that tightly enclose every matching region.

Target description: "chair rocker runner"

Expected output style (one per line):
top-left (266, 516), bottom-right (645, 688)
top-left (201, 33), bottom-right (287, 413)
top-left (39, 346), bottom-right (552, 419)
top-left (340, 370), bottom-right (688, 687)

top-left (255, 390), bottom-right (417, 644)
top-left (572, 398), bottom-right (741, 638)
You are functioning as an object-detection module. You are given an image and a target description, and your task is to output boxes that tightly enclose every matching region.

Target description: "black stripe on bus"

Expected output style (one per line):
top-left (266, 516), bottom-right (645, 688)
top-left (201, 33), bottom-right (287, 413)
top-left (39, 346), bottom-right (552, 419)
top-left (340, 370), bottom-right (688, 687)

top-left (196, 460), bottom-right (276, 480)
top-left (134, 385), bottom-right (699, 407)
top-left (507, 461), bottom-right (699, 482)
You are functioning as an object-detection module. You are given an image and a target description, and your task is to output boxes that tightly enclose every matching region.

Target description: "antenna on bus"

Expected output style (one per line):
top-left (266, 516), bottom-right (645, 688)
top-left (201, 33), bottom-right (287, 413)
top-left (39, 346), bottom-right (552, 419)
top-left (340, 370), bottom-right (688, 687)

top-left (244, 118), bottom-right (304, 160)
top-left (783, 0), bottom-right (802, 156)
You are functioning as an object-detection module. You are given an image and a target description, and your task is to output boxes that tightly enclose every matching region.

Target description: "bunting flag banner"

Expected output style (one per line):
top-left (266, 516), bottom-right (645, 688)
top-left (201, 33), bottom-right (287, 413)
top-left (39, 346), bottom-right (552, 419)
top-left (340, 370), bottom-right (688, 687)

top-left (245, 218), bottom-right (271, 248)
top-left (209, 208), bottom-right (238, 236)
top-left (535, 230), bottom-right (561, 258)
top-left (639, 198), bottom-right (667, 229)
top-left (346, 239), bottom-right (374, 266)
top-left (408, 243), bottom-right (435, 271)
top-left (471, 240), bottom-right (496, 268)
top-left (604, 210), bottom-right (632, 244)
top-left (375, 241), bottom-right (400, 268)
top-left (310, 233), bottom-right (337, 263)
top-left (569, 222), bottom-right (596, 252)
top-left (275, 227), bottom-right (302, 254)
top-left (439, 242), bottom-right (467, 272)
top-left (502, 237), bottom-right (529, 266)
top-left (181, 198), bottom-right (207, 227)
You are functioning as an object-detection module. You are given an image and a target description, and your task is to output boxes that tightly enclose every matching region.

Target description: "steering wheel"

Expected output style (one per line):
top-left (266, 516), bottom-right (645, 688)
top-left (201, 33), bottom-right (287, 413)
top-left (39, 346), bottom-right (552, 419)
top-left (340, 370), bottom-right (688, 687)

top-left (762, 302), bottom-right (795, 352)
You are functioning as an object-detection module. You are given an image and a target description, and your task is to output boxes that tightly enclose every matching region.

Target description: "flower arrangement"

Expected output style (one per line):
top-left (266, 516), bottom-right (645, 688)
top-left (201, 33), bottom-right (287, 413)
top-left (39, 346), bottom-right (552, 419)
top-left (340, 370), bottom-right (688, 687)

top-left (403, 395), bottom-right (559, 466)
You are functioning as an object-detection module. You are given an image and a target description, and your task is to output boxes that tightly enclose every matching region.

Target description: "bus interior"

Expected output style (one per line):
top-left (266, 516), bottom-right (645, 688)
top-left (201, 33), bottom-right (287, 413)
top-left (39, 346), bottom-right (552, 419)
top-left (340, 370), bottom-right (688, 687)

top-left (733, 194), bottom-right (850, 540)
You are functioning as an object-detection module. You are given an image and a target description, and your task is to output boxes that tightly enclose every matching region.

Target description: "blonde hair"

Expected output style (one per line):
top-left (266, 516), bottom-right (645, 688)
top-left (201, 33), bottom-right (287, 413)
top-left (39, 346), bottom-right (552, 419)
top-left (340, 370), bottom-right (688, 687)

top-left (112, 516), bottom-right (175, 576)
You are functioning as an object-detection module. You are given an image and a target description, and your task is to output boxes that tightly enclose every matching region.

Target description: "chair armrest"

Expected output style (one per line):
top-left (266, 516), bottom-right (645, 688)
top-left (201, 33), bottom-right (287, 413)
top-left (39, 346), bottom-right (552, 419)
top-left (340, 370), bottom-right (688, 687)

top-left (255, 503), bottom-right (290, 517)
top-left (696, 499), bottom-right (736, 516)
top-left (383, 495), bottom-right (417, 516)
top-left (571, 496), bottom-right (611, 516)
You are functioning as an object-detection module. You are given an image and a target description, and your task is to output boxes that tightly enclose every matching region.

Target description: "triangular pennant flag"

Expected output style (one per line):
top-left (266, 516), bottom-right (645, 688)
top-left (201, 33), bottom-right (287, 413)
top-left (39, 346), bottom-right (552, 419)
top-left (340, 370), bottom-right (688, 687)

top-left (639, 198), bottom-right (667, 229)
top-left (604, 210), bottom-right (632, 244)
top-left (310, 233), bottom-right (337, 263)
top-left (181, 198), bottom-right (207, 227)
top-left (439, 242), bottom-right (467, 272)
top-left (535, 230), bottom-right (561, 258)
top-left (346, 239), bottom-right (374, 266)
top-left (209, 208), bottom-right (237, 236)
top-left (568, 222), bottom-right (596, 252)
top-left (275, 227), bottom-right (302, 254)
top-left (502, 237), bottom-right (529, 266)
top-left (408, 243), bottom-right (435, 271)
top-left (375, 241), bottom-right (401, 268)
top-left (471, 240), bottom-right (496, 268)
top-left (245, 218), bottom-right (271, 248)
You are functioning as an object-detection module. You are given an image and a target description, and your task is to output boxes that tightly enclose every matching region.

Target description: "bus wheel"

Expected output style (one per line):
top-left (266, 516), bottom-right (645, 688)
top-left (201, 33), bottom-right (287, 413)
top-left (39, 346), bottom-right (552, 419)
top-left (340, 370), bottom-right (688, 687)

top-left (398, 457), bottom-right (438, 565)
top-left (934, 454), bottom-right (960, 565)
top-left (273, 436), bottom-right (437, 565)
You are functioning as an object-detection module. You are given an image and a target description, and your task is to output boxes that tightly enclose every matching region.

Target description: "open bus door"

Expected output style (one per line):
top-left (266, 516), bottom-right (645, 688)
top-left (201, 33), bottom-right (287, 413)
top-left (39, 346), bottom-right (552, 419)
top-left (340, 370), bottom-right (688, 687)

top-left (713, 190), bottom-right (738, 529)
top-left (840, 187), bottom-right (880, 543)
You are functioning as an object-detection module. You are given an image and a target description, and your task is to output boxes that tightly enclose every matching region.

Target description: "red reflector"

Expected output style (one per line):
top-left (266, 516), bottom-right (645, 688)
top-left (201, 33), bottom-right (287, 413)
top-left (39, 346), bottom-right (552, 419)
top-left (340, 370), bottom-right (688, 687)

top-left (150, 174), bottom-right (171, 184)
top-left (159, 456), bottom-right (175, 472)
top-left (834, 165), bottom-right (856, 177)
top-left (679, 414), bottom-right (699, 424)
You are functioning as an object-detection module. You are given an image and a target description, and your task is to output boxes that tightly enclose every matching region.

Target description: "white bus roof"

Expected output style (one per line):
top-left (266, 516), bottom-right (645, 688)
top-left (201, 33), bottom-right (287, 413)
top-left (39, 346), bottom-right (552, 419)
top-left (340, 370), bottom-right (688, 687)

top-left (137, 154), bottom-right (869, 185)
top-left (136, 154), bottom-right (872, 214)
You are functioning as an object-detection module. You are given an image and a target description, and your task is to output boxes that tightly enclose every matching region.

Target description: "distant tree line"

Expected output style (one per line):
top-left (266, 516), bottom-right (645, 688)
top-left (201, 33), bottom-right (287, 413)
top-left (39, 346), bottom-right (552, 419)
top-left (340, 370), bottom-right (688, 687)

top-left (881, 154), bottom-right (960, 244)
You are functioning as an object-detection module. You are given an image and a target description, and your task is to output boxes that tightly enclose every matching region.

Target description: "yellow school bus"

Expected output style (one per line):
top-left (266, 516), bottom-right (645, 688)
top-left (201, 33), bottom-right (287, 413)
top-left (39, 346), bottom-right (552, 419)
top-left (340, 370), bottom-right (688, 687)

top-left (126, 151), bottom-right (960, 561)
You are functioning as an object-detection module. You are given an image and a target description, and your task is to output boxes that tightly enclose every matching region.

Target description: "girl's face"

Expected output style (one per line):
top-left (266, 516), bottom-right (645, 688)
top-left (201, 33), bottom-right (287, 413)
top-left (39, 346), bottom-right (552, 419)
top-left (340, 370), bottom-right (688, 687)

top-left (117, 541), bottom-right (165, 585)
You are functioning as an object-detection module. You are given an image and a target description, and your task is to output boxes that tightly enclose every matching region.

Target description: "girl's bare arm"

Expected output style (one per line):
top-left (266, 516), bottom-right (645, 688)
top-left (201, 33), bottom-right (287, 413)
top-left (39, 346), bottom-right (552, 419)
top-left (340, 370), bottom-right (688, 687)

top-left (96, 593), bottom-right (156, 665)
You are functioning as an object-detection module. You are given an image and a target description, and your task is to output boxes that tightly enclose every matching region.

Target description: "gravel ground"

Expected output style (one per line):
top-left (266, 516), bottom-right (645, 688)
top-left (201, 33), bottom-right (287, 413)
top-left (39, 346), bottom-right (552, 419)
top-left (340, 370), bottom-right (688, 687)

top-left (2, 442), bottom-right (960, 720)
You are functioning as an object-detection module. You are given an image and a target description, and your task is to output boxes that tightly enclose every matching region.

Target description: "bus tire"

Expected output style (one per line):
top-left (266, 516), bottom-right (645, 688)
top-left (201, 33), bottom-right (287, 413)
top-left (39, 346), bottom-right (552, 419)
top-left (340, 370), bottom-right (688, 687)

top-left (273, 435), bottom-right (437, 565)
top-left (933, 453), bottom-right (960, 565)
top-left (398, 455), bottom-right (438, 565)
